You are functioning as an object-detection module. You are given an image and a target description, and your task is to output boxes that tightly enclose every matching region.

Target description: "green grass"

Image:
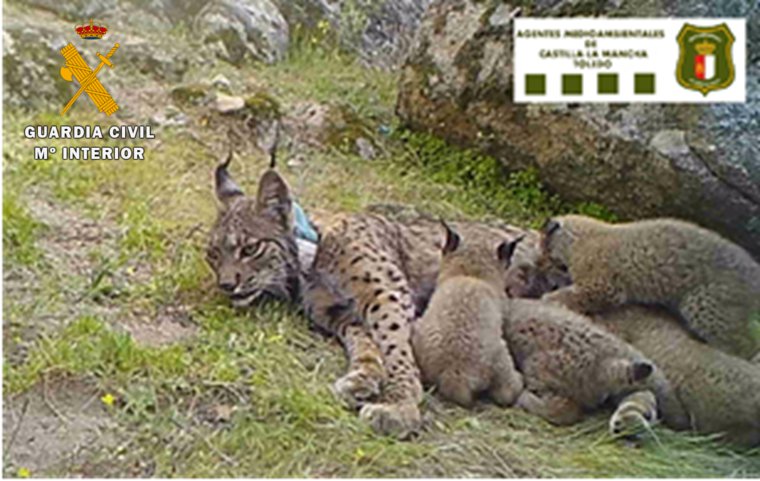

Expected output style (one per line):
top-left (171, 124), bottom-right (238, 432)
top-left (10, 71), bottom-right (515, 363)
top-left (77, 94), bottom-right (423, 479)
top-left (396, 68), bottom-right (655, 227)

top-left (3, 190), bottom-right (44, 266)
top-left (3, 41), bottom-right (759, 478)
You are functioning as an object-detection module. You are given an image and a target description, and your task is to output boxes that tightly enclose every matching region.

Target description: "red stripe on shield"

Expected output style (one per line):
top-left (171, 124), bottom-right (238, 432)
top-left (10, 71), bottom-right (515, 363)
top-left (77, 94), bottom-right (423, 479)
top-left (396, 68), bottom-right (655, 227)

top-left (695, 55), bottom-right (706, 80)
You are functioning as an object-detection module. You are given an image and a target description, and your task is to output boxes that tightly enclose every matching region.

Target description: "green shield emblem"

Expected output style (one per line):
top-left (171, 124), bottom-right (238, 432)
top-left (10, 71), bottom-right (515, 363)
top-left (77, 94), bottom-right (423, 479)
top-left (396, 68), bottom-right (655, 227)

top-left (676, 23), bottom-right (735, 96)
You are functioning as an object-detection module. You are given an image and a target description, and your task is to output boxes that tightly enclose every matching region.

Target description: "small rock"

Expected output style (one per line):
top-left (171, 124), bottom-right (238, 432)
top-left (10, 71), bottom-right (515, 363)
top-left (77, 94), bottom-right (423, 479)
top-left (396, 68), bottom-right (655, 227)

top-left (650, 130), bottom-right (691, 158)
top-left (150, 111), bottom-right (189, 127)
top-left (356, 137), bottom-right (377, 160)
top-left (214, 93), bottom-right (245, 113)
top-left (211, 73), bottom-right (232, 92)
top-left (211, 403), bottom-right (235, 423)
top-left (489, 4), bottom-right (517, 27)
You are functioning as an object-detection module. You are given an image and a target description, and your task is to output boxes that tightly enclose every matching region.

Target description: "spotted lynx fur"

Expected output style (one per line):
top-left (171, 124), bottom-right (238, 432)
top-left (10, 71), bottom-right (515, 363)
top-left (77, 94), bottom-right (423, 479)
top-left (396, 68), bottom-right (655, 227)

top-left (412, 224), bottom-right (524, 407)
top-left (207, 155), bottom-right (539, 437)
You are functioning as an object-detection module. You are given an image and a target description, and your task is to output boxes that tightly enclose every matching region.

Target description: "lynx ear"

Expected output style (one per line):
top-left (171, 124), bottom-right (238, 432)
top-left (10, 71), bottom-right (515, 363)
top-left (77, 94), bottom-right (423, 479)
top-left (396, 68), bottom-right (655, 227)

top-left (498, 235), bottom-right (525, 266)
top-left (215, 151), bottom-right (244, 207)
top-left (255, 169), bottom-right (293, 229)
top-left (631, 361), bottom-right (654, 382)
top-left (542, 218), bottom-right (560, 236)
top-left (441, 220), bottom-right (460, 255)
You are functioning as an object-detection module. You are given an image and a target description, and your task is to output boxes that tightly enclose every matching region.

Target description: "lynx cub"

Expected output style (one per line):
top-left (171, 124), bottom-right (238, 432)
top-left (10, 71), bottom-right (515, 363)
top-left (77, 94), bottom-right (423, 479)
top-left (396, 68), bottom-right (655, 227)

top-left (596, 305), bottom-right (760, 447)
top-left (504, 299), bottom-right (680, 426)
top-left (540, 215), bottom-right (760, 359)
top-left (412, 224), bottom-right (524, 407)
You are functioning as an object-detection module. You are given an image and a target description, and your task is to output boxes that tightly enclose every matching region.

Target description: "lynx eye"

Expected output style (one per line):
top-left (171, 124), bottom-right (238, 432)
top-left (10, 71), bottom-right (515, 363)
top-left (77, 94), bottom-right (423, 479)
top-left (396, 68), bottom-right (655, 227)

top-left (207, 247), bottom-right (221, 262)
top-left (241, 241), bottom-right (263, 259)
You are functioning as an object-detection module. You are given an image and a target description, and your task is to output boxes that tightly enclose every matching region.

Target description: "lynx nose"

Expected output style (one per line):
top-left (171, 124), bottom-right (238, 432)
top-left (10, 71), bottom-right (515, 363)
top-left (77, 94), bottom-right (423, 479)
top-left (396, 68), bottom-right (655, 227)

top-left (219, 281), bottom-right (236, 293)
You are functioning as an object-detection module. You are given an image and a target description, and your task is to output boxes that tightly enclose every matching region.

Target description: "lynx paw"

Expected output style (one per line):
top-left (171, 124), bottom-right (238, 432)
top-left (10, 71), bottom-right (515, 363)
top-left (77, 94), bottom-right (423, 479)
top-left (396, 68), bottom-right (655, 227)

top-left (359, 402), bottom-right (421, 439)
top-left (609, 392), bottom-right (658, 438)
top-left (333, 367), bottom-right (383, 410)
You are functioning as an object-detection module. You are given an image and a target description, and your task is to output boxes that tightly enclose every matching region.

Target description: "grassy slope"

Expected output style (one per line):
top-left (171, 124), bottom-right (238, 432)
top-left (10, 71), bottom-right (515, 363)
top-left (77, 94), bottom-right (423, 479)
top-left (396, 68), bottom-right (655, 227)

top-left (3, 44), bottom-right (759, 477)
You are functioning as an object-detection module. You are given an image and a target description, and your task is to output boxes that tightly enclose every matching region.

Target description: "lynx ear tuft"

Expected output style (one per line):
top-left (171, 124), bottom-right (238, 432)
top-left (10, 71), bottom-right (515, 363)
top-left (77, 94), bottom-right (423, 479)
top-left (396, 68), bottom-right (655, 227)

top-left (215, 151), bottom-right (244, 206)
top-left (268, 121), bottom-right (281, 169)
top-left (441, 220), bottom-right (460, 255)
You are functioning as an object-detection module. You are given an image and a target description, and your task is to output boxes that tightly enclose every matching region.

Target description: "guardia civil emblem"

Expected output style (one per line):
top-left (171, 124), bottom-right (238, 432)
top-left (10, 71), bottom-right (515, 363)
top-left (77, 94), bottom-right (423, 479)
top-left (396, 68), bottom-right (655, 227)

top-left (676, 23), bottom-right (735, 96)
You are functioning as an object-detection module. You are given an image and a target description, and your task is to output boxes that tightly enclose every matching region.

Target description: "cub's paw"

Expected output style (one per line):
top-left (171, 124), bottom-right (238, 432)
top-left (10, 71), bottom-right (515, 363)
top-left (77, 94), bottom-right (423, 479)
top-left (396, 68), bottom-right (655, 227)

top-left (333, 367), bottom-right (383, 410)
top-left (609, 391), bottom-right (658, 439)
top-left (359, 402), bottom-right (421, 440)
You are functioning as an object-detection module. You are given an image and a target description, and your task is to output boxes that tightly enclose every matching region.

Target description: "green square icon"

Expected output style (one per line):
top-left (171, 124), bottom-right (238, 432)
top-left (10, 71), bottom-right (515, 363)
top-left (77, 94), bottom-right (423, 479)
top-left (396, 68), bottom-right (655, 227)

top-left (597, 73), bottom-right (618, 94)
top-left (635, 73), bottom-right (655, 94)
top-left (525, 74), bottom-right (546, 95)
top-left (562, 74), bottom-right (582, 95)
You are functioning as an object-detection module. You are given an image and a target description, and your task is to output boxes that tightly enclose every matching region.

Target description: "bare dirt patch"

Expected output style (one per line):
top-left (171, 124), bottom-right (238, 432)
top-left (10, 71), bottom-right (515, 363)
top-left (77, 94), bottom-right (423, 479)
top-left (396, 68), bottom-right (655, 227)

top-left (3, 193), bottom-right (122, 366)
top-left (121, 304), bottom-right (198, 347)
top-left (3, 376), bottom-right (117, 477)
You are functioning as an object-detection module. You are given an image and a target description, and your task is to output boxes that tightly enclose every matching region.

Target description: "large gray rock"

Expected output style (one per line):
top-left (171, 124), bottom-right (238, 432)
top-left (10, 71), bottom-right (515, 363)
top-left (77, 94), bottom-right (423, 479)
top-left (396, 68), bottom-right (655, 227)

top-left (195, 0), bottom-right (289, 65)
top-left (355, 0), bottom-right (434, 68)
top-left (2, 2), bottom-right (197, 111)
top-left (397, 0), bottom-right (760, 259)
top-left (3, 12), bottom-right (71, 110)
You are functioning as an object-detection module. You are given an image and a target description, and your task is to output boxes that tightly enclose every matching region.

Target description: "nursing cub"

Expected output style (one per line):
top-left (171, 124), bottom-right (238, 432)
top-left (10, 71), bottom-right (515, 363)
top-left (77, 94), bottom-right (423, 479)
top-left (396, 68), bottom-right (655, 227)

top-left (411, 223), bottom-right (524, 407)
top-left (595, 305), bottom-right (760, 447)
top-left (411, 224), bottom-right (675, 430)
top-left (539, 215), bottom-right (760, 359)
top-left (505, 299), bottom-right (681, 426)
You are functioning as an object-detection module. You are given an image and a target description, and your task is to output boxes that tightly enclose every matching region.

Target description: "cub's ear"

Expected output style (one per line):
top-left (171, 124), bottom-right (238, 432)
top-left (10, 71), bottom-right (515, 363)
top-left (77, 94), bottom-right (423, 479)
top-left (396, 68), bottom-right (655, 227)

top-left (215, 151), bottom-right (244, 207)
top-left (498, 235), bottom-right (525, 266)
top-left (441, 220), bottom-right (461, 255)
top-left (542, 218), bottom-right (560, 236)
top-left (631, 361), bottom-right (654, 382)
top-left (255, 168), bottom-right (293, 229)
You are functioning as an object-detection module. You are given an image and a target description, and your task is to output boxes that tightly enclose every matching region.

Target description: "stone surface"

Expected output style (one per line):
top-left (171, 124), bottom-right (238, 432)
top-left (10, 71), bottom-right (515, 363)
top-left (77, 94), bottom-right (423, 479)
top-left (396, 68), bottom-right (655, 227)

top-left (272, 0), bottom-right (433, 69)
top-left (194, 0), bottom-right (289, 65)
top-left (3, 10), bottom-right (71, 110)
top-left (3, 0), bottom-right (431, 112)
top-left (214, 93), bottom-right (246, 113)
top-left (2, 2), bottom-right (198, 111)
top-left (397, 0), bottom-right (760, 258)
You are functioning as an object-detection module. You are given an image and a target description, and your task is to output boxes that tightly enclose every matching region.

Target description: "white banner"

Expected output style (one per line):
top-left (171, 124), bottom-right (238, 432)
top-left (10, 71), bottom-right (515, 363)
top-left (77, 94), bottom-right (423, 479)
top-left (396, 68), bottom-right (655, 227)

top-left (513, 18), bottom-right (746, 103)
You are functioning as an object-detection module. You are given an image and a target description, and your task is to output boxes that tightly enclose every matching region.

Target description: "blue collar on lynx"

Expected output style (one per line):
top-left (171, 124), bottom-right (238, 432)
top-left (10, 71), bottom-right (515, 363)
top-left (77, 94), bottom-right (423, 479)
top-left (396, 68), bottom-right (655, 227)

top-left (293, 201), bottom-right (318, 243)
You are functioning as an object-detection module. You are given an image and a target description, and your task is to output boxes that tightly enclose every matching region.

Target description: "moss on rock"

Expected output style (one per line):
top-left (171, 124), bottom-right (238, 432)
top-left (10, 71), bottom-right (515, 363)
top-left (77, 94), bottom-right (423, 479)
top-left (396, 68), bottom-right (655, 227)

top-left (244, 91), bottom-right (282, 120)
top-left (170, 83), bottom-right (211, 106)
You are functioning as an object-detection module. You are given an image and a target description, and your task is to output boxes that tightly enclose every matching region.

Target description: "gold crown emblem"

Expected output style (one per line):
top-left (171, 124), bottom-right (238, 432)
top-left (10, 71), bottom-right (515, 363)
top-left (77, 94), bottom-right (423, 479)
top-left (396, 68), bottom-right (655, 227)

top-left (695, 40), bottom-right (715, 56)
top-left (76, 19), bottom-right (108, 40)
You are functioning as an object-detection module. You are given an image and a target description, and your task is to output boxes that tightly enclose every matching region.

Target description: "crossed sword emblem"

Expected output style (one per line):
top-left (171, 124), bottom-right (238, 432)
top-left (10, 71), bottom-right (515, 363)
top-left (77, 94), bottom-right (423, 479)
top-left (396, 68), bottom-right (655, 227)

top-left (59, 42), bottom-right (120, 116)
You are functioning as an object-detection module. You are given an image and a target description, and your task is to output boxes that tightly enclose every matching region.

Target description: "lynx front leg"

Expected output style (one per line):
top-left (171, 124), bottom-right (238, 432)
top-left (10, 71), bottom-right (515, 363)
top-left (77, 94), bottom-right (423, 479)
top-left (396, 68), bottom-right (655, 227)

top-left (516, 390), bottom-right (583, 426)
top-left (303, 270), bottom-right (386, 409)
top-left (347, 264), bottom-right (424, 438)
top-left (333, 323), bottom-right (386, 409)
top-left (489, 343), bottom-right (524, 407)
